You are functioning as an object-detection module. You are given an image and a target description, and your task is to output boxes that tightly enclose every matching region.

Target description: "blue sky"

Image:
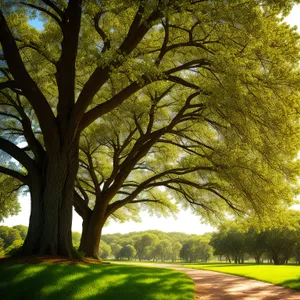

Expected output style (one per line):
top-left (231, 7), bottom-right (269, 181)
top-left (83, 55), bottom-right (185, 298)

top-left (28, 16), bottom-right (44, 31)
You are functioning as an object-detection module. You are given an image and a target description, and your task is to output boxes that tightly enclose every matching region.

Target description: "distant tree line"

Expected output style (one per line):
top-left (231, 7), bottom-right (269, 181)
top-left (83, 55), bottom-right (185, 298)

top-left (0, 226), bottom-right (213, 262)
top-left (100, 230), bottom-right (213, 262)
top-left (210, 211), bottom-right (300, 265)
top-left (2, 210), bottom-right (300, 265)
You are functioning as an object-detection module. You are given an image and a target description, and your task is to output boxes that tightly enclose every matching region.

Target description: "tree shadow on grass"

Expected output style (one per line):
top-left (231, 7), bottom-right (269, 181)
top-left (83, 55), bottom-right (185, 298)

top-left (0, 263), bottom-right (194, 300)
top-left (279, 276), bottom-right (300, 291)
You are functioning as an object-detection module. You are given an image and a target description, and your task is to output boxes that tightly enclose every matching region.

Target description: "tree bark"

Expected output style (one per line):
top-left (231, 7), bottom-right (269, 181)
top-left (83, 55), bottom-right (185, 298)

top-left (22, 172), bottom-right (44, 254)
top-left (79, 203), bottom-right (107, 258)
top-left (22, 140), bottom-right (79, 257)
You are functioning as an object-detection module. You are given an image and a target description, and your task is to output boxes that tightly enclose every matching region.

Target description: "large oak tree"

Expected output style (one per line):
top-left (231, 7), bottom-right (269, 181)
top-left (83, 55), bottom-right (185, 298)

top-left (0, 0), bottom-right (299, 257)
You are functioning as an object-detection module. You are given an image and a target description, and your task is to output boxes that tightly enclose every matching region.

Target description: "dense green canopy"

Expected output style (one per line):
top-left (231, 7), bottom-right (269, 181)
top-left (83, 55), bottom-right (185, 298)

top-left (0, 0), bottom-right (299, 257)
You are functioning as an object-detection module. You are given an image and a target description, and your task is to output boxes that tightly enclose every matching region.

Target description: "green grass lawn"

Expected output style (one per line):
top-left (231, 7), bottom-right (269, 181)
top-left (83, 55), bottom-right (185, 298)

top-left (184, 263), bottom-right (300, 290)
top-left (0, 263), bottom-right (194, 300)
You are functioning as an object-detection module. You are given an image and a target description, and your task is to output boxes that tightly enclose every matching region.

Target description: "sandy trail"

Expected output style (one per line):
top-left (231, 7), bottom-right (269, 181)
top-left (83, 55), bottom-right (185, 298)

top-left (139, 263), bottom-right (300, 300)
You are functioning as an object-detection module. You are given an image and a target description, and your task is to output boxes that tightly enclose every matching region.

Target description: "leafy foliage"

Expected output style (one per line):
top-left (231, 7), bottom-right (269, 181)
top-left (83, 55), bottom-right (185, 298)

top-left (119, 244), bottom-right (137, 260)
top-left (134, 233), bottom-right (158, 261)
top-left (210, 210), bottom-right (300, 265)
top-left (72, 231), bottom-right (81, 249)
top-left (180, 236), bottom-right (213, 262)
top-left (0, 175), bottom-right (22, 222)
top-left (69, 0), bottom-right (300, 231)
top-left (0, 0), bottom-right (300, 257)
top-left (0, 225), bottom-right (25, 255)
top-left (0, 237), bottom-right (4, 256)
top-left (99, 240), bottom-right (112, 259)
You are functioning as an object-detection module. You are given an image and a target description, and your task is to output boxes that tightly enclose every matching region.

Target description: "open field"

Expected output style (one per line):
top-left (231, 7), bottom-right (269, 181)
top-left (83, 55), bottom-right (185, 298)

top-left (0, 262), bottom-right (194, 300)
top-left (183, 263), bottom-right (300, 290)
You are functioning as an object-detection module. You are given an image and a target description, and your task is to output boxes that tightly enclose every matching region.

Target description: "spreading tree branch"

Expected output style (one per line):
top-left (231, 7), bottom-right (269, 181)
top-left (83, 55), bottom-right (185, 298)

top-left (41, 0), bottom-right (64, 19)
top-left (20, 2), bottom-right (62, 26)
top-left (0, 10), bottom-right (59, 150)
top-left (0, 165), bottom-right (28, 184)
top-left (72, 5), bottom-right (163, 131)
top-left (56, 0), bottom-right (82, 133)
top-left (0, 137), bottom-right (35, 173)
top-left (93, 11), bottom-right (110, 52)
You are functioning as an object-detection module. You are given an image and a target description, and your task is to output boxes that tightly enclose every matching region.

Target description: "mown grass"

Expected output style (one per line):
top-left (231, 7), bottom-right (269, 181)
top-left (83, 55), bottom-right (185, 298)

top-left (0, 263), bottom-right (194, 300)
top-left (184, 263), bottom-right (300, 290)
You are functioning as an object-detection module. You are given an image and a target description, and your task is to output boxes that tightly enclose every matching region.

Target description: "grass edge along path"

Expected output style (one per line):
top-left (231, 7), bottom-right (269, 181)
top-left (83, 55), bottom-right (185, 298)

top-left (183, 263), bottom-right (300, 291)
top-left (0, 262), bottom-right (194, 300)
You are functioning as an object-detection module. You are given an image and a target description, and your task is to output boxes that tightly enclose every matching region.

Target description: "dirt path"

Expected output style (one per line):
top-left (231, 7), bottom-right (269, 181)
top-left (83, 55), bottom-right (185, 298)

top-left (138, 263), bottom-right (300, 300)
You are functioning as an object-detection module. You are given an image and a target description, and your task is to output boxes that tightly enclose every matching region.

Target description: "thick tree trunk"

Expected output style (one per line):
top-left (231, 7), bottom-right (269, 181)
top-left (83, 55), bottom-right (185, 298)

top-left (22, 141), bottom-right (79, 257)
top-left (22, 172), bottom-right (44, 255)
top-left (79, 204), bottom-right (107, 258)
top-left (40, 156), bottom-right (74, 256)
